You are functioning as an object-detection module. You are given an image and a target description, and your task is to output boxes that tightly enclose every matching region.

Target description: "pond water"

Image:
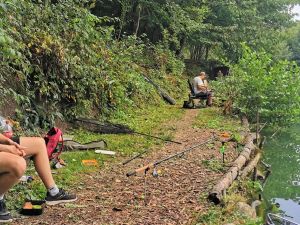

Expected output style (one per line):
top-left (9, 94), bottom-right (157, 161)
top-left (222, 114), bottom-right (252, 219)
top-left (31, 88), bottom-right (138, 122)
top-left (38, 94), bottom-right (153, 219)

top-left (263, 125), bottom-right (300, 223)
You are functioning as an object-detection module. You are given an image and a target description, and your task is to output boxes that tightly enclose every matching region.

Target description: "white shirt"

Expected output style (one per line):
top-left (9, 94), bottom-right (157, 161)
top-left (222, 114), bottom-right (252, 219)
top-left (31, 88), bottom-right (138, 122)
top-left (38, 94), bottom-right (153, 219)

top-left (193, 77), bottom-right (205, 94)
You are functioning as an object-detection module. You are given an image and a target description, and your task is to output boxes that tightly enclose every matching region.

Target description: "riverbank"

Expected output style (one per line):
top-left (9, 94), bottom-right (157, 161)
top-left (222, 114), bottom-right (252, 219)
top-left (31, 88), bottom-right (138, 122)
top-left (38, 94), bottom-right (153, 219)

top-left (8, 106), bottom-right (261, 224)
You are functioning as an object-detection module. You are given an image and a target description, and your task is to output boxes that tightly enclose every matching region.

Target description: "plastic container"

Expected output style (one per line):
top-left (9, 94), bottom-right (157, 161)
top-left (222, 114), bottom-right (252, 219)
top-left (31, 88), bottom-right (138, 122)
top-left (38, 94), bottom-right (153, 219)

top-left (20, 200), bottom-right (45, 216)
top-left (0, 116), bottom-right (13, 138)
top-left (82, 159), bottom-right (98, 166)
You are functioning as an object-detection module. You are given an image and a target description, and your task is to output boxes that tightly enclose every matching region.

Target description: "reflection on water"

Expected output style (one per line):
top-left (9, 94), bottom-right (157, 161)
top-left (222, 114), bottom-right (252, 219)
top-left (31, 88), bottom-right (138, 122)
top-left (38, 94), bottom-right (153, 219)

top-left (263, 125), bottom-right (300, 223)
top-left (271, 198), bottom-right (300, 223)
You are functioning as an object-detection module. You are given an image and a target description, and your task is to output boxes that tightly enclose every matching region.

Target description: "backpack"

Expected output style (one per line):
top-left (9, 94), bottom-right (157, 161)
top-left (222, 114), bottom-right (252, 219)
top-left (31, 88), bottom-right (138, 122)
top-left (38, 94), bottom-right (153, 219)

top-left (44, 127), bottom-right (64, 161)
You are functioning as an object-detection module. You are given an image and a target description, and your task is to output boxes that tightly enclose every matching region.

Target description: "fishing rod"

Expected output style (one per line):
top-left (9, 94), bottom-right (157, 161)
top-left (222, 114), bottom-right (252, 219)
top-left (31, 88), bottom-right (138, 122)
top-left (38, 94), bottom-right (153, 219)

top-left (122, 149), bottom-right (148, 165)
top-left (126, 137), bottom-right (214, 177)
top-left (75, 118), bottom-right (182, 145)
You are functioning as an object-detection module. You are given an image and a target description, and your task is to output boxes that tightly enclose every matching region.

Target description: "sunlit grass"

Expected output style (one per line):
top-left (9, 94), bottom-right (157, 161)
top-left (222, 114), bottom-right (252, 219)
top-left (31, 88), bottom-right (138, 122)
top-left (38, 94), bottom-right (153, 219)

top-left (194, 107), bottom-right (244, 145)
top-left (70, 105), bottom-right (183, 156)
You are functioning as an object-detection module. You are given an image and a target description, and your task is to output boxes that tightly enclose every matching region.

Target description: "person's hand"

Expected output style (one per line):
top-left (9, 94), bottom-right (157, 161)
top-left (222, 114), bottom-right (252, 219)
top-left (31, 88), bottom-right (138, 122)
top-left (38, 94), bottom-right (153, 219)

top-left (9, 140), bottom-right (27, 151)
top-left (6, 143), bottom-right (26, 157)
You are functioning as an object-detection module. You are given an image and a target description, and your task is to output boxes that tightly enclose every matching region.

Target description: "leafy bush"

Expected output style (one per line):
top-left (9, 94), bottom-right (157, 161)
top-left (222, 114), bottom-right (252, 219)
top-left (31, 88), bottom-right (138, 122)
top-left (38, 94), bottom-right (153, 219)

top-left (212, 44), bottom-right (300, 127)
top-left (0, 0), bottom-right (186, 131)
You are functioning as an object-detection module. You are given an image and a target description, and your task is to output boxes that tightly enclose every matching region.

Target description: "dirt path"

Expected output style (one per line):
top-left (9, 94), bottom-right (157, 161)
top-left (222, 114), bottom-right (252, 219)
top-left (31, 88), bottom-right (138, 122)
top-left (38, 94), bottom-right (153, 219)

top-left (16, 108), bottom-right (238, 225)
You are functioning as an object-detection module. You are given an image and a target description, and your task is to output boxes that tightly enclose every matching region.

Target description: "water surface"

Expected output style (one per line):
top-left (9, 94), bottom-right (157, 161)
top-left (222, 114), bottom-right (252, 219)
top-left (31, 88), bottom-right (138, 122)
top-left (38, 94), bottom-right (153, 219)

top-left (263, 125), bottom-right (300, 223)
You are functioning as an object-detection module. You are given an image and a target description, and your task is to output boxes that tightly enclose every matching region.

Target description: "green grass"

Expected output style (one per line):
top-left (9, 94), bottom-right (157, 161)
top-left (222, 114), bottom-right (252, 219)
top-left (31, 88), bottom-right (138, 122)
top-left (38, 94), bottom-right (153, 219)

top-left (195, 177), bottom-right (265, 225)
top-left (194, 107), bottom-right (244, 144)
top-left (70, 105), bottom-right (182, 156)
top-left (6, 104), bottom-right (184, 210)
top-left (196, 205), bottom-right (263, 225)
top-left (194, 107), bottom-right (242, 132)
top-left (202, 159), bottom-right (226, 172)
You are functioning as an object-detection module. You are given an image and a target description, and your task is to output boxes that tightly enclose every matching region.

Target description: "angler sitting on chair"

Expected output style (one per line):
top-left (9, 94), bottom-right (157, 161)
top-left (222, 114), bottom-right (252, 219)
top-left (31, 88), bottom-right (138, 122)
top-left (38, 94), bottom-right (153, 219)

top-left (190, 71), bottom-right (212, 107)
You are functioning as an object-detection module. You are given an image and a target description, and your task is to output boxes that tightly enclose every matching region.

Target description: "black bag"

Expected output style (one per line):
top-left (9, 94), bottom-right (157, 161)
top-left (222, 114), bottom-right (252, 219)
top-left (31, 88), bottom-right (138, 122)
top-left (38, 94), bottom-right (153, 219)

top-left (182, 101), bottom-right (193, 109)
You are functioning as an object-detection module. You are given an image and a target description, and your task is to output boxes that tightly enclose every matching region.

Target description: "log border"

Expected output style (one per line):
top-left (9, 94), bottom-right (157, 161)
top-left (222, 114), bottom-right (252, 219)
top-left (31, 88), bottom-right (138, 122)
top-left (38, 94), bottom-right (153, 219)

top-left (208, 117), bottom-right (258, 204)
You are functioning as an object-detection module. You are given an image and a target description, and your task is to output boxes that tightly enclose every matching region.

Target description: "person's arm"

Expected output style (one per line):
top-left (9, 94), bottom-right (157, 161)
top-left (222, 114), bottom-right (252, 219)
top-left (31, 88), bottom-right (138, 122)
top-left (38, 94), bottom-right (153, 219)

top-left (196, 78), bottom-right (207, 91)
top-left (0, 133), bottom-right (26, 156)
top-left (0, 133), bottom-right (13, 145)
top-left (203, 79), bottom-right (210, 90)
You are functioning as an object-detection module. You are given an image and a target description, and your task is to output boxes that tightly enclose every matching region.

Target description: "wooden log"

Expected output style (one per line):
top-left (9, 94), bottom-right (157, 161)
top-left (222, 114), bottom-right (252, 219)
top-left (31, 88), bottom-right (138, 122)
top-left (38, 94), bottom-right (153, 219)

top-left (256, 169), bottom-right (265, 181)
top-left (237, 115), bottom-right (251, 144)
top-left (208, 134), bottom-right (256, 204)
top-left (240, 152), bottom-right (262, 179)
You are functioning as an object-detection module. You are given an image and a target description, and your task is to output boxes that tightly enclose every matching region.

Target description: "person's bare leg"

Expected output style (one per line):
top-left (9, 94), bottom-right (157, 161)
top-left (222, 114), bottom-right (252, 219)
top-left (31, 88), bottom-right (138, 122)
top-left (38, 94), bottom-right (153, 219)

top-left (206, 92), bottom-right (212, 106)
top-left (19, 137), bottom-right (55, 189)
top-left (1, 137), bottom-right (76, 208)
top-left (0, 152), bottom-right (26, 195)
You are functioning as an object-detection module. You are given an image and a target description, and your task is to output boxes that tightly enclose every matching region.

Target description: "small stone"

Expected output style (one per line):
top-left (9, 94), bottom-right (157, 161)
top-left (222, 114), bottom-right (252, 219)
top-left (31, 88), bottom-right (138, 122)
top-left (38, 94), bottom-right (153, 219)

top-left (236, 202), bottom-right (256, 218)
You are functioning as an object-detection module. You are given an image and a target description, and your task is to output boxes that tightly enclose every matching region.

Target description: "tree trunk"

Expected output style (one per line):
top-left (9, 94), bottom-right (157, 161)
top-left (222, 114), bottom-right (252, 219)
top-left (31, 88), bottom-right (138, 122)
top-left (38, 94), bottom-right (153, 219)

top-left (190, 45), bottom-right (204, 61)
top-left (205, 45), bottom-right (210, 60)
top-left (134, 4), bottom-right (142, 36)
top-left (255, 110), bottom-right (258, 143)
top-left (176, 36), bottom-right (186, 57)
top-left (240, 152), bottom-right (261, 178)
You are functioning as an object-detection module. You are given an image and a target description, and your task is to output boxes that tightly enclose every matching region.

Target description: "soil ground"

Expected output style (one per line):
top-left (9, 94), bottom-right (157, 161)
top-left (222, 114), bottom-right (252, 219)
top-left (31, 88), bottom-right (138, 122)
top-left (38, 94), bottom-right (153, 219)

top-left (14, 108), bottom-right (240, 225)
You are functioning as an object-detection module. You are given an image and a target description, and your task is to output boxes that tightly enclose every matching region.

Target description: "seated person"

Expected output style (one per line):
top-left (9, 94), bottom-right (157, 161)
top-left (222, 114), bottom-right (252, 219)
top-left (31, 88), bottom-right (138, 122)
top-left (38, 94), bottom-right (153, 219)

top-left (193, 71), bottom-right (212, 106)
top-left (0, 134), bottom-right (77, 223)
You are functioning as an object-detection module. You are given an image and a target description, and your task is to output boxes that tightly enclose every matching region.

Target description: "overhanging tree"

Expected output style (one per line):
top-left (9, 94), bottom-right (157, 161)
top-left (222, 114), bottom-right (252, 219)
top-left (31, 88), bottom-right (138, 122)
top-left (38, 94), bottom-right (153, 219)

top-left (213, 44), bottom-right (300, 128)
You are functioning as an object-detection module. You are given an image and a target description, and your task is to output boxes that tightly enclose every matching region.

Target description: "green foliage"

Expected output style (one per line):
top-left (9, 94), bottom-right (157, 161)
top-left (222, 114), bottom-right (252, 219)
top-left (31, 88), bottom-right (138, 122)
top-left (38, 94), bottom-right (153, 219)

top-left (213, 44), bottom-right (300, 127)
top-left (229, 179), bottom-right (263, 201)
top-left (1, 0), bottom-right (298, 132)
top-left (187, 0), bottom-right (296, 62)
top-left (94, 0), bottom-right (296, 62)
top-left (286, 22), bottom-right (300, 64)
top-left (0, 0), bottom-right (186, 131)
